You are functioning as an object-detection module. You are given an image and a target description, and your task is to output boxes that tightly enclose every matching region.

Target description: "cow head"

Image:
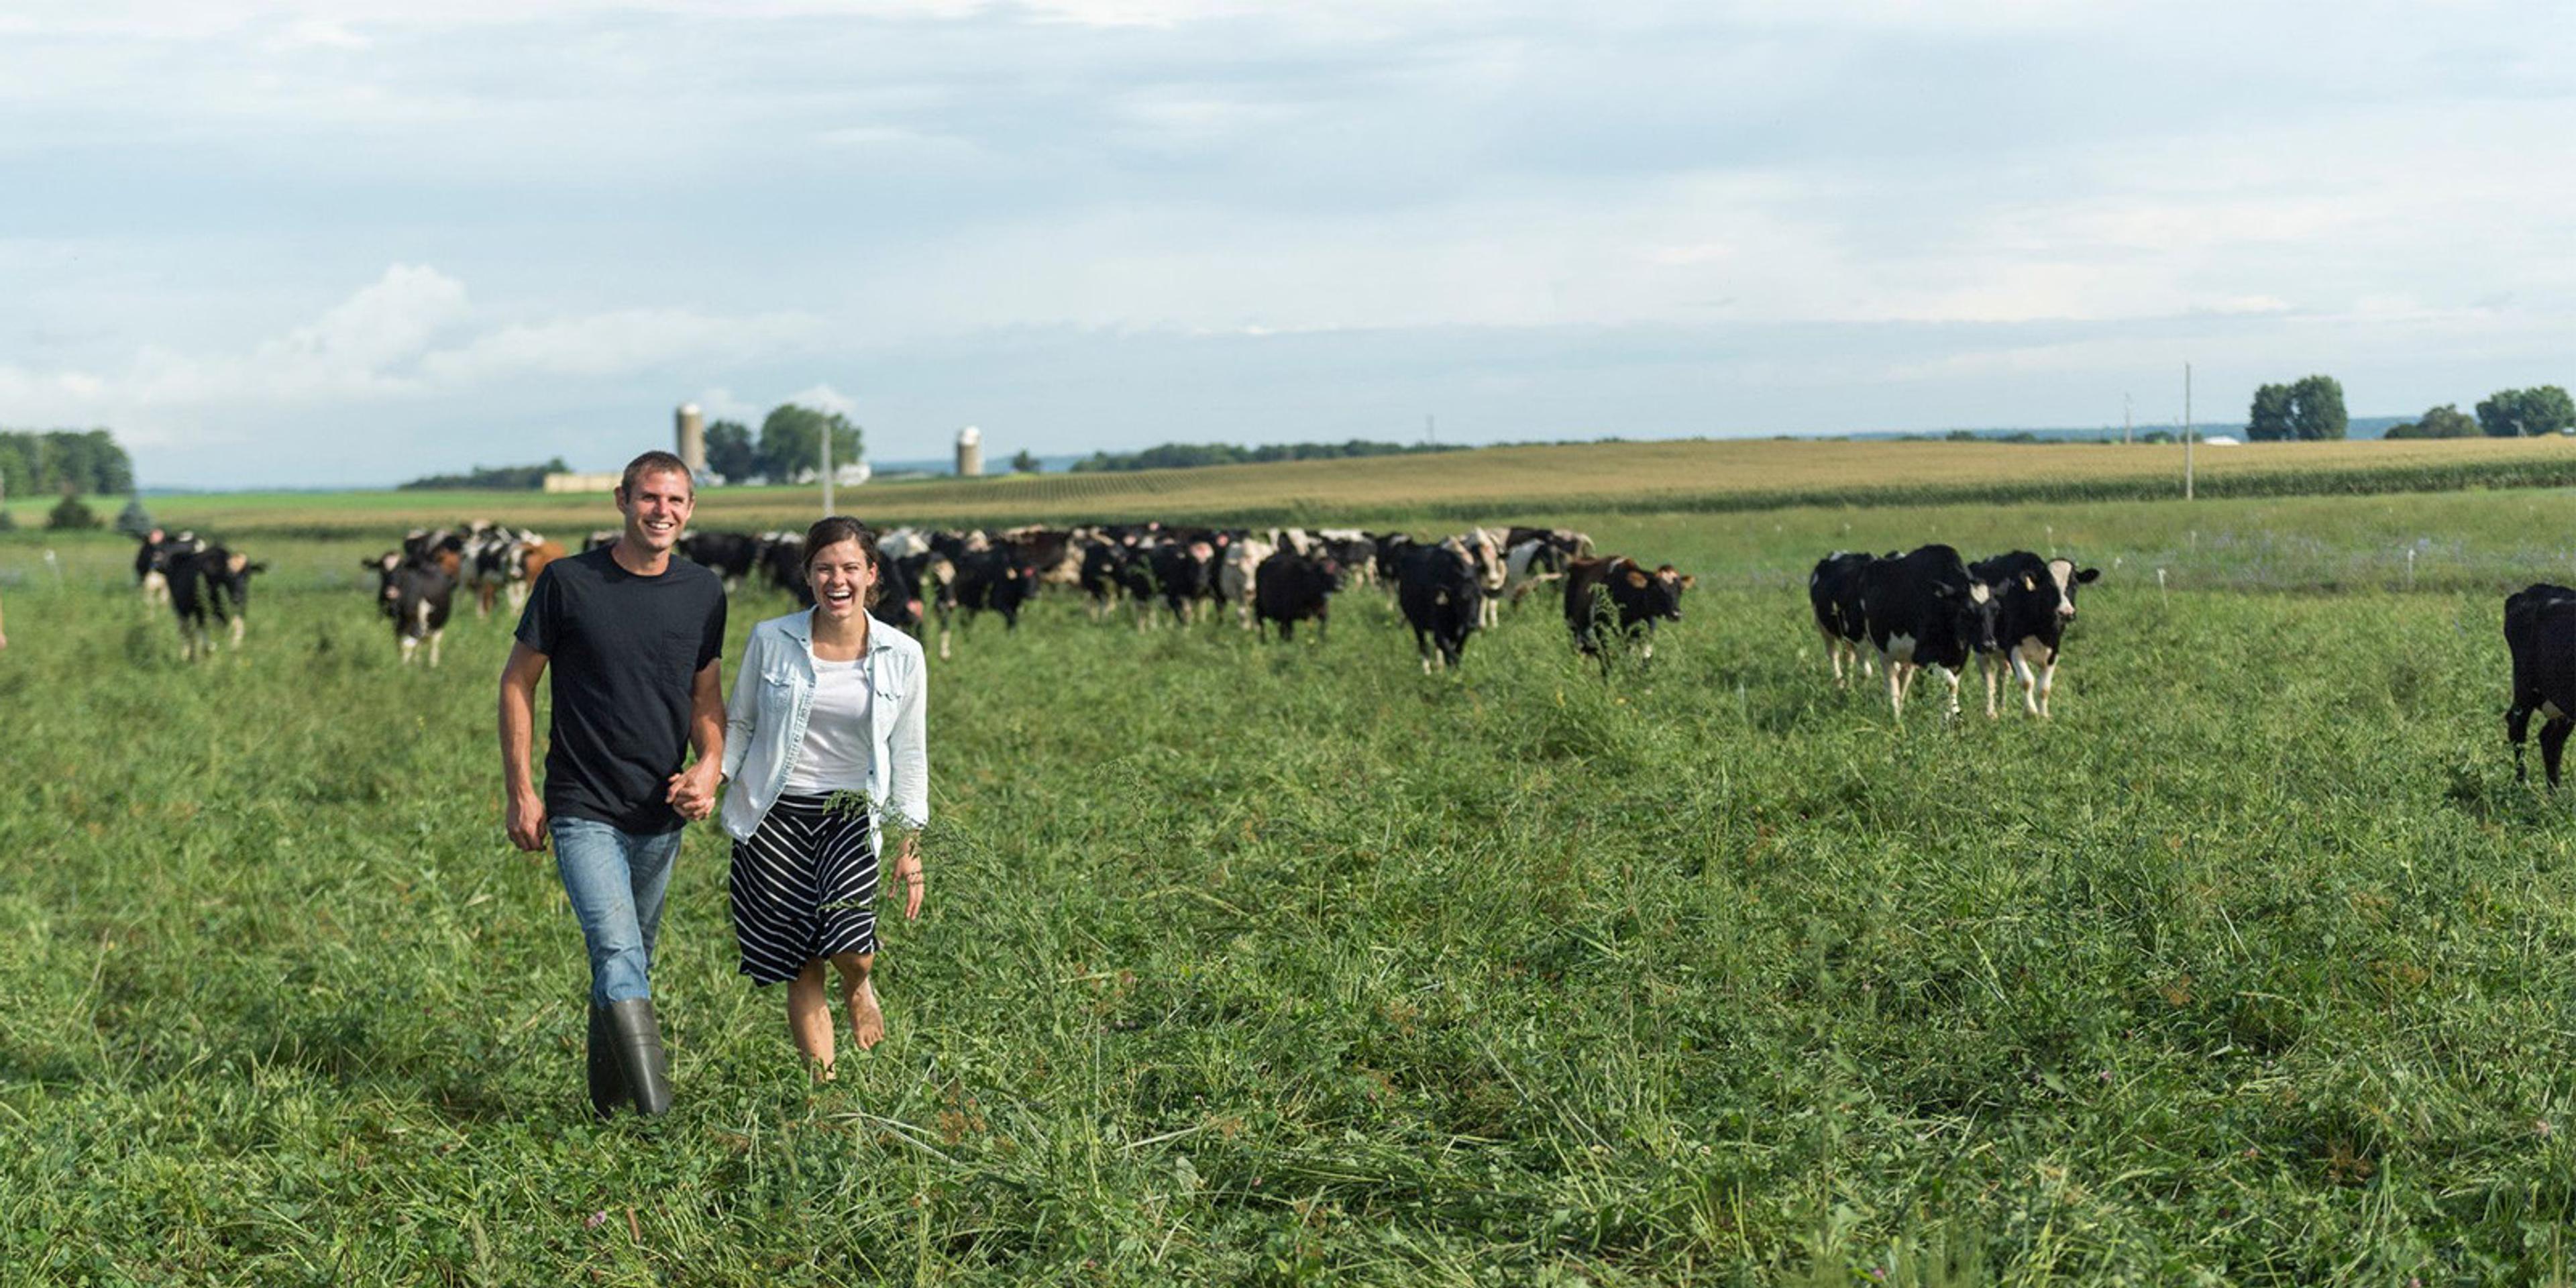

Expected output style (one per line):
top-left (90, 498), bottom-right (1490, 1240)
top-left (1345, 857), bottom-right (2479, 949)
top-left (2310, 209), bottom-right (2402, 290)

top-left (1945, 578), bottom-right (2003, 653)
top-left (1619, 564), bottom-right (1695, 623)
top-left (2044, 557), bottom-right (2102, 621)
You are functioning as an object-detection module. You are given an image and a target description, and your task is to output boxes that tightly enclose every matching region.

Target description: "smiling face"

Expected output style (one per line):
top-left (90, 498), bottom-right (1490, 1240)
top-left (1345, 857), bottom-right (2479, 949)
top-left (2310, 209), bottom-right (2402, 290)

top-left (806, 537), bottom-right (876, 625)
top-left (615, 468), bottom-right (694, 555)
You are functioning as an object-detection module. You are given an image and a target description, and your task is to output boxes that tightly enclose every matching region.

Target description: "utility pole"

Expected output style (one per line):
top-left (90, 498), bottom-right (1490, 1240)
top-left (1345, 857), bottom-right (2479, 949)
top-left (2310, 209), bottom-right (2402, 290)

top-left (821, 424), bottom-right (834, 517)
top-left (2182, 363), bottom-right (2194, 501)
top-left (2123, 392), bottom-right (2133, 446)
top-left (1426, 414), bottom-right (1436, 447)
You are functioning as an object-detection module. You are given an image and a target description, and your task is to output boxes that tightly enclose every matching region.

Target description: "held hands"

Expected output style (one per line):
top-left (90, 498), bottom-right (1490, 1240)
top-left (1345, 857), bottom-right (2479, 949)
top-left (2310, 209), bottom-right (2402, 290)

top-left (505, 789), bottom-right (549, 852)
top-left (665, 761), bottom-right (721, 822)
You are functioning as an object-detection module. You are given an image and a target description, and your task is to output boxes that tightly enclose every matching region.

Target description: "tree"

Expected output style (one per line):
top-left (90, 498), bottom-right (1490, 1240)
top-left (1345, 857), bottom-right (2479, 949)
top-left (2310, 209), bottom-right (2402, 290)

top-left (114, 498), bottom-right (156, 537)
top-left (2289, 375), bottom-right (2347, 440)
top-left (48, 490), bottom-right (99, 530)
top-left (2477, 386), bottom-right (2576, 438)
top-left (704, 419), bottom-right (759, 482)
top-left (2396, 404), bottom-right (2479, 439)
top-left (1010, 449), bottom-right (1040, 474)
top-left (2246, 384), bottom-right (2296, 441)
top-left (757, 404), bottom-right (862, 484)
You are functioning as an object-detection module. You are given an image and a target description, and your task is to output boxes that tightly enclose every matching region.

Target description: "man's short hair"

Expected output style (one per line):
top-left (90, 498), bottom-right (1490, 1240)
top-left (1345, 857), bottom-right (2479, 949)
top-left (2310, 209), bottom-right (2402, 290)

top-left (619, 450), bottom-right (693, 498)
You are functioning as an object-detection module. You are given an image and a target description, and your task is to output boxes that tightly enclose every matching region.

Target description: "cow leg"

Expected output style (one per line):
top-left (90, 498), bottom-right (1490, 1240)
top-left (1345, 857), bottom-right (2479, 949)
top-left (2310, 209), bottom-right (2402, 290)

top-left (2036, 658), bottom-right (2059, 718)
top-left (1821, 625), bottom-right (1846, 684)
top-left (475, 583), bottom-right (494, 619)
top-left (398, 633), bottom-right (419, 665)
top-left (2544, 718), bottom-right (2573, 790)
top-left (1935, 664), bottom-right (1963, 719)
top-left (508, 580), bottom-right (532, 612)
top-left (938, 625), bottom-right (953, 660)
top-left (1279, 619), bottom-right (1295, 643)
top-left (429, 629), bottom-right (445, 668)
top-left (1886, 659), bottom-right (1905, 720)
top-left (2510, 702), bottom-right (2535, 782)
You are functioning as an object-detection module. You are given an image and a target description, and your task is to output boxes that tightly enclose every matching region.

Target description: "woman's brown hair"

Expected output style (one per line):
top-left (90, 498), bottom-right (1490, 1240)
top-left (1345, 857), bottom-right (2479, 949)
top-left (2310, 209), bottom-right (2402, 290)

top-left (802, 516), bottom-right (885, 608)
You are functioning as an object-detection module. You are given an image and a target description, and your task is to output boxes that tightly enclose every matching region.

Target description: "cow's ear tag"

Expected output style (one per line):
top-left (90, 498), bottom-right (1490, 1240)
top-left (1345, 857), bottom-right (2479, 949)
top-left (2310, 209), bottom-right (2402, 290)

top-left (1624, 570), bottom-right (1650, 588)
top-left (2023, 575), bottom-right (2037, 592)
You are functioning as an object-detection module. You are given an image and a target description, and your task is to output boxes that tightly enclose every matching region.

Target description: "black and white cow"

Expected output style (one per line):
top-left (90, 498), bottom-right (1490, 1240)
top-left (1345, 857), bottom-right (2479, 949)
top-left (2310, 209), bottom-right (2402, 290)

top-left (366, 550), bottom-right (457, 666)
top-left (1562, 555), bottom-right (1693, 667)
top-left (1500, 535), bottom-right (1575, 611)
top-left (1967, 551), bottom-right (2102, 718)
top-left (1858, 544), bottom-right (2001, 720)
top-left (162, 541), bottom-right (267, 661)
top-left (678, 530), bottom-right (763, 591)
top-left (1146, 539), bottom-right (1216, 627)
top-left (1079, 540), bottom-right (1132, 622)
top-left (2505, 583), bottom-right (2576, 786)
top-left (758, 533), bottom-right (814, 606)
top-left (1220, 537), bottom-right (1277, 630)
top-left (1808, 551), bottom-right (1880, 686)
top-left (1252, 547), bottom-right (1340, 642)
top-left (1454, 527), bottom-right (1509, 629)
top-left (1397, 540), bottom-right (1484, 672)
top-left (936, 547), bottom-right (1035, 659)
top-left (134, 528), bottom-right (186, 607)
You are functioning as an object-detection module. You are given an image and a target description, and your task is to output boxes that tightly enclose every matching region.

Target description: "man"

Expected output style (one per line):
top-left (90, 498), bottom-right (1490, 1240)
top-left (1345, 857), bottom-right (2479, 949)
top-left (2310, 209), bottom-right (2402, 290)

top-left (498, 450), bottom-right (726, 1117)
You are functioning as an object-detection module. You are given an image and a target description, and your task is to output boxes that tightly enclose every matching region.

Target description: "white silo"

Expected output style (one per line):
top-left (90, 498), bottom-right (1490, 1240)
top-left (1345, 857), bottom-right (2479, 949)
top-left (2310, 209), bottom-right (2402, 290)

top-left (676, 403), bottom-right (706, 476)
top-left (955, 425), bottom-right (983, 478)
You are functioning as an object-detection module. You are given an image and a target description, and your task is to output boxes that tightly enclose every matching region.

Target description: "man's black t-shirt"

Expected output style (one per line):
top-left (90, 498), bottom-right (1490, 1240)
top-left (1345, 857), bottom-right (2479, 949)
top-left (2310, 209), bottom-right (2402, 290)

top-left (515, 545), bottom-right (727, 835)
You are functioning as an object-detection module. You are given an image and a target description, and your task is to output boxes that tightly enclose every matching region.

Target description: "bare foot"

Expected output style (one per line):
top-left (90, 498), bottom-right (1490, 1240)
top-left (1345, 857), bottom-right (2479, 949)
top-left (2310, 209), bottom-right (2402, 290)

top-left (812, 1061), bottom-right (837, 1084)
top-left (851, 978), bottom-right (886, 1051)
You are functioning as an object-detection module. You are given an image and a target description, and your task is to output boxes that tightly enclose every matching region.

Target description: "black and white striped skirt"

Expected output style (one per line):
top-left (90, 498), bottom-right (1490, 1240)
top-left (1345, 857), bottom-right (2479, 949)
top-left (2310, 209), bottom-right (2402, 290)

top-left (729, 793), bottom-right (879, 986)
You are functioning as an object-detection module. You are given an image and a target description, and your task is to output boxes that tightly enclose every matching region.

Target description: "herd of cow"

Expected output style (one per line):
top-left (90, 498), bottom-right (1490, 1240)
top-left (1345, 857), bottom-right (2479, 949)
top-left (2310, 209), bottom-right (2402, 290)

top-left (115, 520), bottom-right (2576, 784)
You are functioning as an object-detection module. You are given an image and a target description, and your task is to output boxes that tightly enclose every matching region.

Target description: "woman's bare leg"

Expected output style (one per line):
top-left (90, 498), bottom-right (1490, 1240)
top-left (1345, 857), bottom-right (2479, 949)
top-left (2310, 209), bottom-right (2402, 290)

top-left (788, 959), bottom-right (837, 1078)
top-left (835, 951), bottom-right (883, 1050)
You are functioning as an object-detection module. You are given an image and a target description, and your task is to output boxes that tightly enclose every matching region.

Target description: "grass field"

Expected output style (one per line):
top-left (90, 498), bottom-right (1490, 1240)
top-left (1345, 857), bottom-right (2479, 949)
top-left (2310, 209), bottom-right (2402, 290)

top-left (34, 432), bottom-right (2576, 539)
top-left (7, 482), bottom-right (2576, 1283)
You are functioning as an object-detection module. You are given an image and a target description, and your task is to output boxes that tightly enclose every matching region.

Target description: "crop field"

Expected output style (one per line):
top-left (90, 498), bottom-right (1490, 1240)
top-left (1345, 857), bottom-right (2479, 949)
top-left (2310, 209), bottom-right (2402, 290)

top-left (9, 482), bottom-right (2576, 1283)
top-left (35, 432), bottom-right (2576, 540)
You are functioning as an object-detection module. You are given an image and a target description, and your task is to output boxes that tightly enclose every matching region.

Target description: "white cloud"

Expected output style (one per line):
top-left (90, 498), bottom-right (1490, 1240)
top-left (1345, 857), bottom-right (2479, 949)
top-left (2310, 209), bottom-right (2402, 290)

top-left (780, 383), bottom-right (859, 417)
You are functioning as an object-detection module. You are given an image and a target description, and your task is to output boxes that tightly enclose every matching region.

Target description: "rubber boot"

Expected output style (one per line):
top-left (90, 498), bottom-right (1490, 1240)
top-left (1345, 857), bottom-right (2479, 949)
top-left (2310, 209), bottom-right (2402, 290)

top-left (606, 997), bottom-right (674, 1116)
top-left (586, 1003), bottom-right (627, 1118)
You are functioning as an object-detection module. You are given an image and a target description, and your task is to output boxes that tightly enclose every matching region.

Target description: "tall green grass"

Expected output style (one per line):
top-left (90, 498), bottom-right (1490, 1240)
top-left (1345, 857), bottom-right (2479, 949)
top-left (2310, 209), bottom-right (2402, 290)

top-left (4, 494), bottom-right (2576, 1283)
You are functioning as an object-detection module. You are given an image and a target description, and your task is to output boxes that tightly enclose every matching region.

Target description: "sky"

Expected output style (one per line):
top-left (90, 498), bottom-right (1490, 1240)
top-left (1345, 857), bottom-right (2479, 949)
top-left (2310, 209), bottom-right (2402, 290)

top-left (2, 0), bottom-right (2570, 488)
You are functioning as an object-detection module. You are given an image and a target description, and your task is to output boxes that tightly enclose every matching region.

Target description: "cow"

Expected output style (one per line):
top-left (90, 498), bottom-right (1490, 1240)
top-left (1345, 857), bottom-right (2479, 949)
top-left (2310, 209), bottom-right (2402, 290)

top-left (162, 541), bottom-right (267, 661)
top-left (2505, 583), bottom-right (2576, 786)
top-left (1808, 551), bottom-right (1880, 686)
top-left (1147, 539), bottom-right (1216, 627)
top-left (1563, 555), bottom-right (1693, 669)
top-left (1079, 541), bottom-right (1132, 622)
top-left (583, 529), bottom-right (621, 553)
top-left (1967, 551), bottom-right (2102, 718)
top-left (1507, 527), bottom-right (1595, 559)
top-left (1313, 530), bottom-right (1379, 589)
top-left (1858, 544), bottom-right (2001, 721)
top-left (1397, 540), bottom-right (1484, 672)
top-left (1252, 547), bottom-right (1340, 643)
top-left (133, 528), bottom-right (186, 607)
top-left (758, 533), bottom-right (814, 606)
top-left (1001, 527), bottom-right (1085, 588)
top-left (678, 530), bottom-right (763, 591)
top-left (1374, 533), bottom-right (1420, 600)
top-left (1456, 528), bottom-right (1509, 629)
top-left (935, 547), bottom-right (1035, 659)
top-left (875, 551), bottom-right (934, 635)
top-left (1500, 536), bottom-right (1574, 611)
top-left (366, 550), bottom-right (457, 666)
top-left (1219, 538), bottom-right (1277, 630)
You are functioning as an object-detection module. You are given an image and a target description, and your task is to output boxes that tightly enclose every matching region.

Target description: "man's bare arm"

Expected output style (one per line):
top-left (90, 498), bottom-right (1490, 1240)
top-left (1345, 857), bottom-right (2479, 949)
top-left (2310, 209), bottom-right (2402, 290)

top-left (499, 641), bottom-right (551, 850)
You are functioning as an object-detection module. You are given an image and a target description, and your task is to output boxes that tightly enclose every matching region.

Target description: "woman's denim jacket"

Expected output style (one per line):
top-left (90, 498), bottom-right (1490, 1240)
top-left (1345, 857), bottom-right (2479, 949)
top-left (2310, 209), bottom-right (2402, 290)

top-left (720, 609), bottom-right (928, 847)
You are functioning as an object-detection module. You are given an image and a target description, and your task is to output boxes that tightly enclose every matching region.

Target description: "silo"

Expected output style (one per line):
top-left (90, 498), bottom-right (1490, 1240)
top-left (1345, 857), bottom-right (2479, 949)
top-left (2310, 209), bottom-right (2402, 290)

top-left (955, 425), bottom-right (983, 478)
top-left (676, 403), bottom-right (706, 476)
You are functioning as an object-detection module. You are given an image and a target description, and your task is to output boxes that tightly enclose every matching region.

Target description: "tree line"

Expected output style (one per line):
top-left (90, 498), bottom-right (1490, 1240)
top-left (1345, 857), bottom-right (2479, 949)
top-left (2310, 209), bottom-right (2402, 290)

top-left (397, 458), bottom-right (572, 490)
top-left (1068, 439), bottom-right (1465, 474)
top-left (2247, 376), bottom-right (2573, 441)
top-left (0, 429), bottom-right (135, 500)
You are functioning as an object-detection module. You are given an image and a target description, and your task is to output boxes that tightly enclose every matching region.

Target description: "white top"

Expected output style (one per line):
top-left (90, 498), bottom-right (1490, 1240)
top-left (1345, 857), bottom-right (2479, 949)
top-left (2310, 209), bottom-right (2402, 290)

top-left (780, 653), bottom-right (875, 795)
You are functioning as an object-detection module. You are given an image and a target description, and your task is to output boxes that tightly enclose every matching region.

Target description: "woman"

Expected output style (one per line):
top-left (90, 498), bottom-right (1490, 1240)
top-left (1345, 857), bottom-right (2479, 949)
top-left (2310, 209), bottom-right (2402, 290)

top-left (719, 517), bottom-right (928, 1077)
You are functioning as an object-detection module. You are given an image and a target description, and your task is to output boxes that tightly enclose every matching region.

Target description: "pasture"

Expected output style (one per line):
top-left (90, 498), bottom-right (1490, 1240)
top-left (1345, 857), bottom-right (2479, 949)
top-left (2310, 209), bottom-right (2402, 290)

top-left (7, 484), bottom-right (2576, 1283)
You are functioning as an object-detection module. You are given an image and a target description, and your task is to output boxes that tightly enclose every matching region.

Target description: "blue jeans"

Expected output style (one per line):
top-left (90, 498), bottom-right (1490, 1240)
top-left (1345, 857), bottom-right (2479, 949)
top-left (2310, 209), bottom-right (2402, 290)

top-left (551, 817), bottom-right (684, 1006)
